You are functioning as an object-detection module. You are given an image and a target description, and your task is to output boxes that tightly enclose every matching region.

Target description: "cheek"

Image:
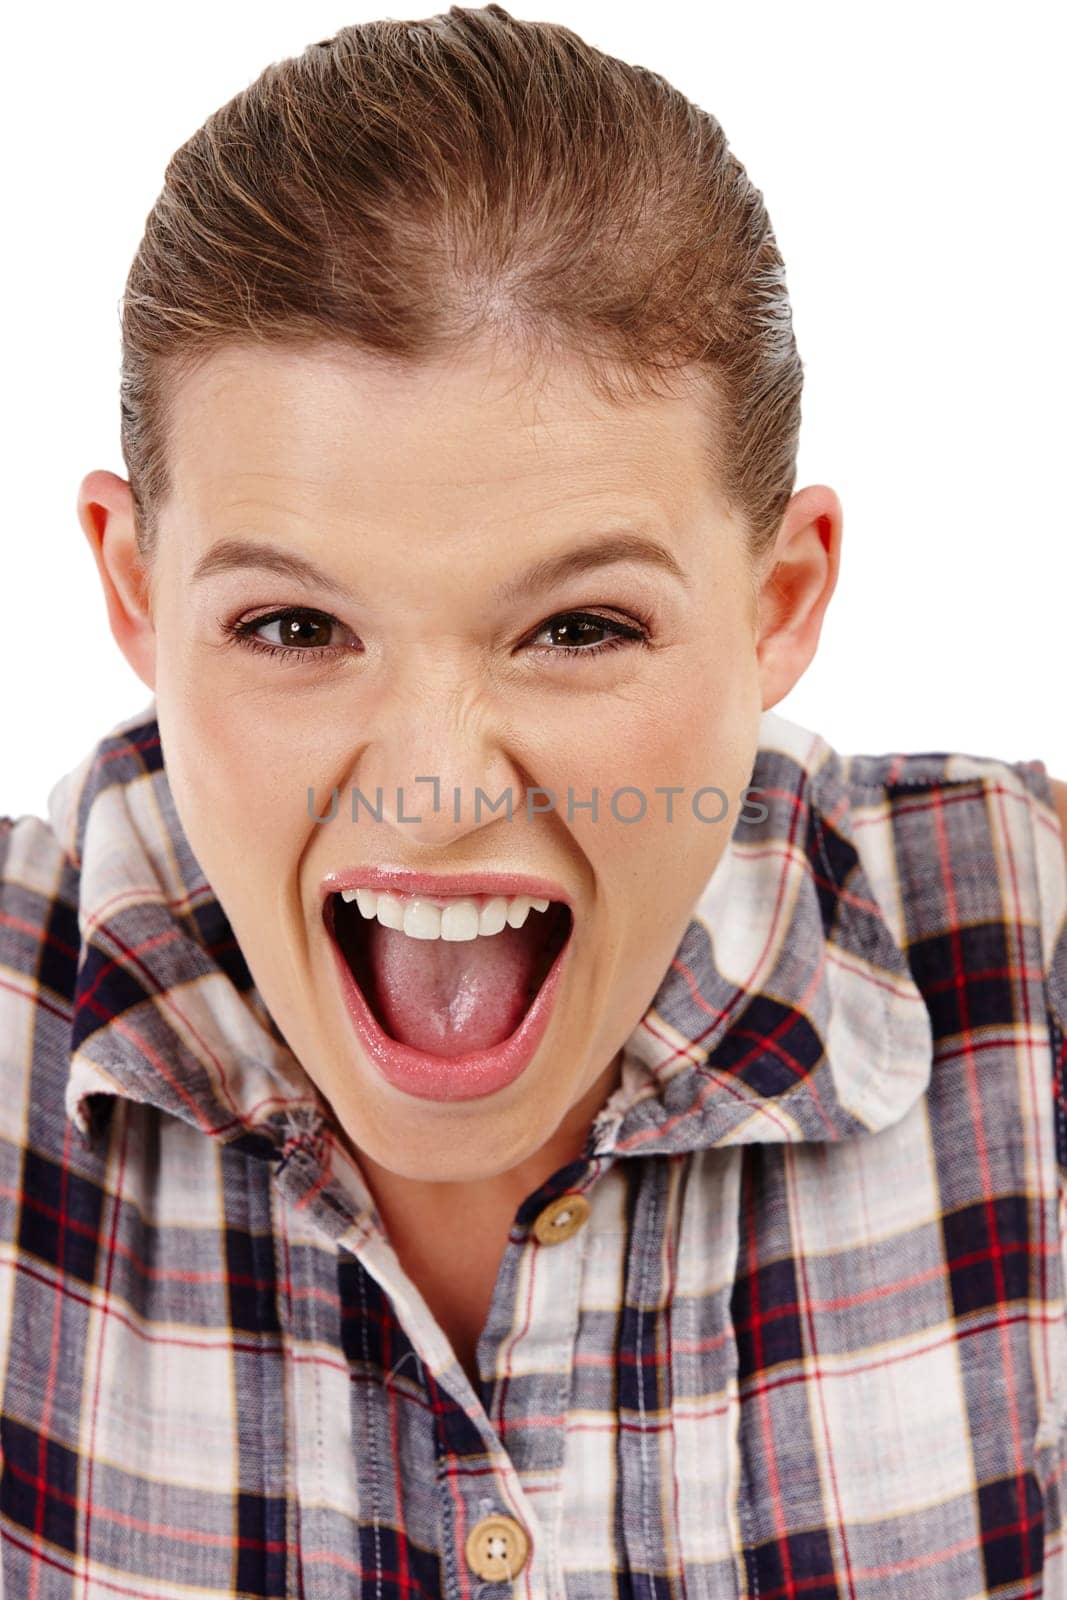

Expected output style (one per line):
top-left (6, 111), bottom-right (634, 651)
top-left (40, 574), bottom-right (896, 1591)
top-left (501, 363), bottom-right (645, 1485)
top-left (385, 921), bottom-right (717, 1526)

top-left (154, 680), bottom-right (307, 907)
top-left (534, 662), bottom-right (755, 858)
top-left (538, 675), bottom-right (759, 1006)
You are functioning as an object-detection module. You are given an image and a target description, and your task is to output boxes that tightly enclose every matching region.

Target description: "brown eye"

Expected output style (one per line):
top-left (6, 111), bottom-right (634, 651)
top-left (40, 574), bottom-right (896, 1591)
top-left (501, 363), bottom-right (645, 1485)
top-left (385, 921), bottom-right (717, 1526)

top-left (226, 607), bottom-right (357, 666)
top-left (544, 616), bottom-right (613, 648)
top-left (236, 604), bottom-right (342, 649)
top-left (267, 612), bottom-right (334, 648)
top-left (528, 610), bottom-right (648, 659)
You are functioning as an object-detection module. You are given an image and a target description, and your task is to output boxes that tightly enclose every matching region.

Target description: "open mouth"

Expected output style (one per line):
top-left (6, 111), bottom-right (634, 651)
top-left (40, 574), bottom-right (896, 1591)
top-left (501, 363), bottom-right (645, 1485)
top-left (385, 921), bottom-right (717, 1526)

top-left (323, 888), bottom-right (574, 1101)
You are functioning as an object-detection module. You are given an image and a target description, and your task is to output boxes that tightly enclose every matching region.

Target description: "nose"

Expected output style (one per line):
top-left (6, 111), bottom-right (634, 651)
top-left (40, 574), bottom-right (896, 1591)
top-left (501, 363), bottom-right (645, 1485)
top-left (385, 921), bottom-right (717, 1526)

top-left (344, 663), bottom-right (531, 852)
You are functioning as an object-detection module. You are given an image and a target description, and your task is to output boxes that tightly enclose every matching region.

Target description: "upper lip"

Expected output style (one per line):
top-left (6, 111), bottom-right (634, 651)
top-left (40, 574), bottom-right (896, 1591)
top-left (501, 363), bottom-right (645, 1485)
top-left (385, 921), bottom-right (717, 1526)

top-left (319, 865), bottom-right (575, 912)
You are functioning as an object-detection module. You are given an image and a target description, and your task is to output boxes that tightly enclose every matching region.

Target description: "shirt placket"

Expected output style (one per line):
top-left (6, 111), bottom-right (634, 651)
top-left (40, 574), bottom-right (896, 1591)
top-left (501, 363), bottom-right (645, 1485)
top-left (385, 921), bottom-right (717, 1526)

top-left (271, 1132), bottom-right (563, 1597)
top-left (471, 1170), bottom-right (604, 1600)
top-left (349, 1149), bottom-right (611, 1600)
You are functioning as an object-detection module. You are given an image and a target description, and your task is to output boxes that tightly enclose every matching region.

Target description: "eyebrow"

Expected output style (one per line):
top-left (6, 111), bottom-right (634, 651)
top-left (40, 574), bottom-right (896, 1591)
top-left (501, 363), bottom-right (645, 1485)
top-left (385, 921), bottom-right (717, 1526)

top-left (191, 538), bottom-right (355, 599)
top-left (190, 529), bottom-right (689, 601)
top-left (492, 530), bottom-right (688, 603)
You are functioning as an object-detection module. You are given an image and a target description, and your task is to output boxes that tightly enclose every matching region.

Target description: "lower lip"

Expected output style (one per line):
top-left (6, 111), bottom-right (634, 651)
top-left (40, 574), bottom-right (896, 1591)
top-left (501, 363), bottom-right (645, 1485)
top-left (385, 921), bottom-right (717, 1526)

top-left (326, 912), bottom-right (573, 1102)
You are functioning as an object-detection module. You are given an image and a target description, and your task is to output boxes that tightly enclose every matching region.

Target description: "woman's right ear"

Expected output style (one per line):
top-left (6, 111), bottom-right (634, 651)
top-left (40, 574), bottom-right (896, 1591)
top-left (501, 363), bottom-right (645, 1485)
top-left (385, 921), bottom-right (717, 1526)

top-left (76, 469), bottom-right (157, 692)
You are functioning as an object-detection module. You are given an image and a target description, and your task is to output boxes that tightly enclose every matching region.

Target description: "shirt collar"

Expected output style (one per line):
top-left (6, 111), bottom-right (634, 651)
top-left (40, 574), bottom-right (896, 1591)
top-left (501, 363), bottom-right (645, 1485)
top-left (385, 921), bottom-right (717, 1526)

top-left (50, 698), bottom-right (932, 1170)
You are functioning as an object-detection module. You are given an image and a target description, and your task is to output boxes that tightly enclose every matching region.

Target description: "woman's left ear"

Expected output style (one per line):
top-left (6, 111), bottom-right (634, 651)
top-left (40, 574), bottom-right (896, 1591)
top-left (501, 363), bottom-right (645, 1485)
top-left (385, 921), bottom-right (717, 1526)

top-left (76, 469), bottom-right (158, 692)
top-left (753, 483), bottom-right (843, 712)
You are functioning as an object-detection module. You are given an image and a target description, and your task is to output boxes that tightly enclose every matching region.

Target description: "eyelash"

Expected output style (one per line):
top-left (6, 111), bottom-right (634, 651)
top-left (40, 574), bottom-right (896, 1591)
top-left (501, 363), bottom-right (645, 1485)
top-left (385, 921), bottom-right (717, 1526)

top-left (220, 607), bottom-right (652, 667)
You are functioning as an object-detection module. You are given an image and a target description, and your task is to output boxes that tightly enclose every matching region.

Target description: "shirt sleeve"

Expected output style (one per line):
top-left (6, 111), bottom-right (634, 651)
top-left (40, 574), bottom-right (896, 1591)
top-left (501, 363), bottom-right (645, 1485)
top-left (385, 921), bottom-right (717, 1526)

top-left (1005, 757), bottom-right (1067, 1194)
top-left (1003, 757), bottom-right (1067, 1478)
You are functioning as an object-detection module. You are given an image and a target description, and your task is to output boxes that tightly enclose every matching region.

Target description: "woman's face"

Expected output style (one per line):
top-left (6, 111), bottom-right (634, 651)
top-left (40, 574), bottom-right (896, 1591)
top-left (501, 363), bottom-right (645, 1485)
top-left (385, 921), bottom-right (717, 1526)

top-left (84, 337), bottom-right (838, 1183)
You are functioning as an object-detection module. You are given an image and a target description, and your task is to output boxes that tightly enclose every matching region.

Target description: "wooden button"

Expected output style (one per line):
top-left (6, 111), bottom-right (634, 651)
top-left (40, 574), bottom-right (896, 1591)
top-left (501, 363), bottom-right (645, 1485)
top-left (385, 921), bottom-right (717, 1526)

top-left (465, 1513), bottom-right (530, 1581)
top-left (531, 1192), bottom-right (590, 1245)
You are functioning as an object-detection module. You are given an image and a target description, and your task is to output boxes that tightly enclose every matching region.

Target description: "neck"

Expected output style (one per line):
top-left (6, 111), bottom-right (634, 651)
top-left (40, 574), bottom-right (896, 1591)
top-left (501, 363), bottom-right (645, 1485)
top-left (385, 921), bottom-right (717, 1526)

top-left (352, 1048), bottom-right (623, 1245)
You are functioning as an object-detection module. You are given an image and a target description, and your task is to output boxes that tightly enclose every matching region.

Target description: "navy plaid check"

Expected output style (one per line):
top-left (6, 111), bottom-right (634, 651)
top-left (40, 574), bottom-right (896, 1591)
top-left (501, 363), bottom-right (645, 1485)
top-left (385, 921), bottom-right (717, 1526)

top-left (0, 700), bottom-right (1064, 1596)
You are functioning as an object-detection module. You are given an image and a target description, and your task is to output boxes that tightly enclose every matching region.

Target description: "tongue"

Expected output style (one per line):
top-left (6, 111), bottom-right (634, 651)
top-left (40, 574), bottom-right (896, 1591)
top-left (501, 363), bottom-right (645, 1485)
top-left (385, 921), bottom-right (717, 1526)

top-left (363, 918), bottom-right (545, 1057)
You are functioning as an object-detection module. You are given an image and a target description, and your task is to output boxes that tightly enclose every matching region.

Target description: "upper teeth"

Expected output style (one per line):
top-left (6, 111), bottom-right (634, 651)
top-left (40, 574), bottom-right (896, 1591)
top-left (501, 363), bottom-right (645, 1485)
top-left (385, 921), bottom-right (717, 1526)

top-left (338, 888), bottom-right (552, 941)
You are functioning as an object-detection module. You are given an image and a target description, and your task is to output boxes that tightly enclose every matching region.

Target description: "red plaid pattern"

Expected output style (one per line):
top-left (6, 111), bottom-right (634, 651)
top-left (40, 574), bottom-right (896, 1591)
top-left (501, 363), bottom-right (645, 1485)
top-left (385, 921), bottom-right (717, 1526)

top-left (0, 698), bottom-right (1064, 1597)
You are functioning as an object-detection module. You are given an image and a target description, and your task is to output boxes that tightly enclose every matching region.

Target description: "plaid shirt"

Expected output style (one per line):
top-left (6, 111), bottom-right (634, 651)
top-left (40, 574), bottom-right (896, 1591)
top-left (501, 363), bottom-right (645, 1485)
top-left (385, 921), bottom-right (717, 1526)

top-left (1, 699), bottom-right (1065, 1600)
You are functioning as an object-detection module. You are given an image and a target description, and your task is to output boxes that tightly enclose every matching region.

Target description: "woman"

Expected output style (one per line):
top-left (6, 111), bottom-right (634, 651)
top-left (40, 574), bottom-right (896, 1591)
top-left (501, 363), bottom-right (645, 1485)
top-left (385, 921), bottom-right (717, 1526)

top-left (1, 6), bottom-right (1065, 1595)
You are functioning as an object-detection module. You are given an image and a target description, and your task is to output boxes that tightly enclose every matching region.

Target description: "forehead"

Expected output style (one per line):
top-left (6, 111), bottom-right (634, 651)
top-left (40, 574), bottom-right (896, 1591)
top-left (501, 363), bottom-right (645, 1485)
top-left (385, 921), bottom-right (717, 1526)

top-left (164, 338), bottom-right (728, 532)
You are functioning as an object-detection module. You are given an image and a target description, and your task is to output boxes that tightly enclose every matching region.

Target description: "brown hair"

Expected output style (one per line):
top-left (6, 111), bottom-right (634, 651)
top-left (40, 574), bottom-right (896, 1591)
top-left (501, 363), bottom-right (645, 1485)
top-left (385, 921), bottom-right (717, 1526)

top-left (120, 3), bottom-right (802, 574)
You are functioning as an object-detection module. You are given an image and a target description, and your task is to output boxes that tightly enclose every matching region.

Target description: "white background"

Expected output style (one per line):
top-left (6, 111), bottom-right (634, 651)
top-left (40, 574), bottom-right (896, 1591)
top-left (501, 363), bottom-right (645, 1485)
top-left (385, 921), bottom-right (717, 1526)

top-left (2, 1), bottom-right (1063, 822)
